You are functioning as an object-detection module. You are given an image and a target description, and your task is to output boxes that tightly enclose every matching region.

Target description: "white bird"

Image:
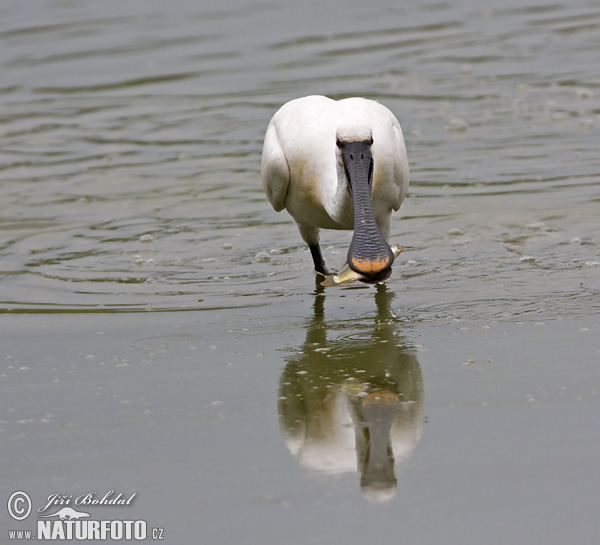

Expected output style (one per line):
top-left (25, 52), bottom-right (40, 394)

top-left (261, 95), bottom-right (409, 283)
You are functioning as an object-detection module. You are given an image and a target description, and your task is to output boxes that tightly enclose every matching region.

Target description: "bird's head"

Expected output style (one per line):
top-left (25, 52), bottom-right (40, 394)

top-left (335, 125), bottom-right (394, 283)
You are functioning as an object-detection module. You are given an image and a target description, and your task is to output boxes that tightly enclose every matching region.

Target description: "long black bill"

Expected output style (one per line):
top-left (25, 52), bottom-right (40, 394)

top-left (340, 139), bottom-right (394, 283)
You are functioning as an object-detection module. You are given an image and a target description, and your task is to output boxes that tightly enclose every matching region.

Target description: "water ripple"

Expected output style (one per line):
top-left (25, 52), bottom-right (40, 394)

top-left (0, 0), bottom-right (598, 318)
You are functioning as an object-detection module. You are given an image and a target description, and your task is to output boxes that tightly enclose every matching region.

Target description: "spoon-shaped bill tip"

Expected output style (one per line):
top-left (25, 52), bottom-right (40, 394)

top-left (318, 245), bottom-right (403, 287)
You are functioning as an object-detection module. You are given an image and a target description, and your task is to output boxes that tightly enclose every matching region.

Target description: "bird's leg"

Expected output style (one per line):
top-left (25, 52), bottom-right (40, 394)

top-left (309, 244), bottom-right (332, 276)
top-left (298, 223), bottom-right (334, 276)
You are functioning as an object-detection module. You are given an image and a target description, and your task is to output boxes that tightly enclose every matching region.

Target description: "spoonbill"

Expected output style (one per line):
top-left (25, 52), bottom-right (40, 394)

top-left (261, 95), bottom-right (409, 283)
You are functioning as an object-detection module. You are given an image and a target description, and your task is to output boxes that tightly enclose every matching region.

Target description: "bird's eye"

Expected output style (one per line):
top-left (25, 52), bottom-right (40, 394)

top-left (369, 136), bottom-right (374, 146)
top-left (336, 138), bottom-right (342, 149)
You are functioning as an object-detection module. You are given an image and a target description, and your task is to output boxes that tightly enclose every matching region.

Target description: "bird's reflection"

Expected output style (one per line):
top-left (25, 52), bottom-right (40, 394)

top-left (278, 285), bottom-right (424, 502)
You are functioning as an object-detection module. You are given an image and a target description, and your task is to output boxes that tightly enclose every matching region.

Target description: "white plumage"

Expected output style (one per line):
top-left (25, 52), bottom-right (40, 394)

top-left (261, 95), bottom-right (409, 281)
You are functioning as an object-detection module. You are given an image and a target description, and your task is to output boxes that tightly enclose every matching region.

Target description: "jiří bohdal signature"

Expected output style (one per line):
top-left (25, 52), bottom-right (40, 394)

top-left (37, 490), bottom-right (136, 515)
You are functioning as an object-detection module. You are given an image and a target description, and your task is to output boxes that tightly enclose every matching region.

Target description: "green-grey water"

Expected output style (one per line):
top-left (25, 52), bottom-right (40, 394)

top-left (2, 1), bottom-right (599, 543)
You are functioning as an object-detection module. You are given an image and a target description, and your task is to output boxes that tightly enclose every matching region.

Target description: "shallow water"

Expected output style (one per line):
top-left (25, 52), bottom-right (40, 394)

top-left (2, 0), bottom-right (599, 543)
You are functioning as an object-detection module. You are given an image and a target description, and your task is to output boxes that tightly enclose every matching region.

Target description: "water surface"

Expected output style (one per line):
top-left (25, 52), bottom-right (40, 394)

top-left (1, 0), bottom-right (599, 543)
